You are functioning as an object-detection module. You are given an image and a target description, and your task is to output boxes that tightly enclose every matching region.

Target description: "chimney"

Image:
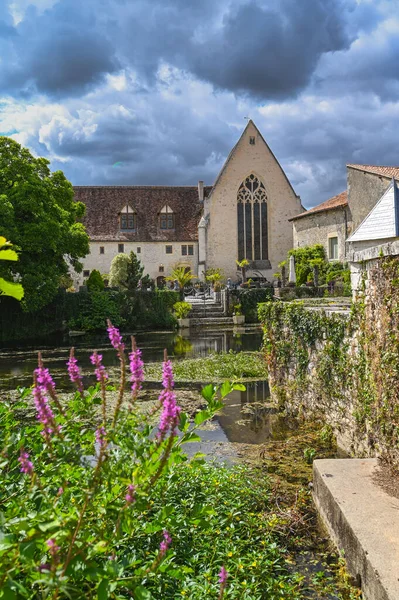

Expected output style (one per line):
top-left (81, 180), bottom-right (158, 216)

top-left (198, 180), bottom-right (204, 202)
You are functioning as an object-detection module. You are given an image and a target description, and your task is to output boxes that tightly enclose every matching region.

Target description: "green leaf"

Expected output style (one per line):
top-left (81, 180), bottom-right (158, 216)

top-left (178, 412), bottom-right (189, 432)
top-left (180, 431), bottom-right (201, 444)
top-left (201, 384), bottom-right (215, 402)
top-left (0, 278), bottom-right (24, 301)
top-left (133, 586), bottom-right (154, 600)
top-left (220, 381), bottom-right (233, 399)
top-left (97, 579), bottom-right (109, 600)
top-left (233, 383), bottom-right (246, 391)
top-left (194, 410), bottom-right (210, 426)
top-left (0, 249), bottom-right (18, 261)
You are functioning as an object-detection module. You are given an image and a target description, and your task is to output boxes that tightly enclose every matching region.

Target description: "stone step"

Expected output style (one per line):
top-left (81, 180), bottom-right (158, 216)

top-left (190, 312), bottom-right (226, 319)
top-left (190, 317), bottom-right (234, 327)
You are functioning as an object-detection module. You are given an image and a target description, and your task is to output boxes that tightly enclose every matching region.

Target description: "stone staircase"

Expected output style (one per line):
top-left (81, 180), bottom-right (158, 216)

top-left (186, 297), bottom-right (235, 327)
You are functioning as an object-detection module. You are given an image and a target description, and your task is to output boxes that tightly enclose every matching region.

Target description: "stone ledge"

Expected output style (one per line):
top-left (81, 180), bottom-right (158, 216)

top-left (313, 459), bottom-right (399, 600)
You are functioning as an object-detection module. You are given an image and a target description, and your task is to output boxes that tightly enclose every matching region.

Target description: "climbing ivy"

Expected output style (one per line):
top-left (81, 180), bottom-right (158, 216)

top-left (259, 256), bottom-right (399, 466)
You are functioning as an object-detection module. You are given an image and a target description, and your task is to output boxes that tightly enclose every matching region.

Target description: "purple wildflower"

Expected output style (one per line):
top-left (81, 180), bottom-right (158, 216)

top-left (158, 357), bottom-right (181, 438)
top-left (18, 450), bottom-right (33, 475)
top-left (129, 337), bottom-right (144, 397)
top-left (162, 359), bottom-right (174, 390)
top-left (35, 354), bottom-right (56, 397)
top-left (67, 348), bottom-right (83, 393)
top-left (90, 352), bottom-right (108, 383)
top-left (218, 566), bottom-right (228, 585)
top-left (125, 484), bottom-right (136, 504)
top-left (159, 530), bottom-right (172, 556)
top-left (107, 320), bottom-right (125, 353)
top-left (32, 378), bottom-right (57, 436)
top-left (95, 426), bottom-right (106, 448)
top-left (46, 538), bottom-right (60, 562)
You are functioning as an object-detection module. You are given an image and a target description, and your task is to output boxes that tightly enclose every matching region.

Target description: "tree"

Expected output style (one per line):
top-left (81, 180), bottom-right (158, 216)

top-left (236, 259), bottom-right (249, 283)
top-left (126, 251), bottom-right (144, 293)
top-left (0, 137), bottom-right (89, 311)
top-left (109, 252), bottom-right (144, 292)
top-left (86, 269), bottom-right (104, 292)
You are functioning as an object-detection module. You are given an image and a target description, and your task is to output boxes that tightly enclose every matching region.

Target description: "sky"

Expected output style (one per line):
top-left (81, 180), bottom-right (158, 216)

top-left (1, 0), bottom-right (399, 208)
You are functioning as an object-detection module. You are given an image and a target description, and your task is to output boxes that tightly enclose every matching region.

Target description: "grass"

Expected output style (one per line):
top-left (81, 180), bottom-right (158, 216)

top-left (144, 351), bottom-right (268, 383)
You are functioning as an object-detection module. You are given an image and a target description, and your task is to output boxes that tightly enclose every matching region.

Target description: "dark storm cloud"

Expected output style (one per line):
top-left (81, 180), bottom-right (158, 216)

top-left (1, 0), bottom-right (357, 99)
top-left (189, 0), bottom-right (355, 99)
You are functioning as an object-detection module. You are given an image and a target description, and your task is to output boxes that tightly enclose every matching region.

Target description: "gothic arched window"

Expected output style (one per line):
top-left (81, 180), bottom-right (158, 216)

top-left (237, 174), bottom-right (268, 262)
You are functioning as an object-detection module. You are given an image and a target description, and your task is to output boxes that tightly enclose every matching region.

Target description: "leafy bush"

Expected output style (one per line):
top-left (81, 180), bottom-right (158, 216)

top-left (86, 269), bottom-right (104, 292)
top-left (173, 301), bottom-right (192, 319)
top-left (0, 326), bottom-right (256, 599)
top-left (69, 291), bottom-right (124, 331)
top-left (228, 288), bottom-right (274, 322)
top-left (287, 245), bottom-right (326, 286)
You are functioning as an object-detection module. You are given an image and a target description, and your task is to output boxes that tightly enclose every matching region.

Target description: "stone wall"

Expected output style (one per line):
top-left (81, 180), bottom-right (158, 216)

top-left (259, 247), bottom-right (399, 464)
top-left (292, 207), bottom-right (350, 262)
top-left (347, 166), bottom-right (392, 231)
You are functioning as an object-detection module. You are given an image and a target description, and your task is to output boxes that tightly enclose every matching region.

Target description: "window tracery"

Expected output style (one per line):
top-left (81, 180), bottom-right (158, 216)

top-left (237, 174), bottom-right (268, 262)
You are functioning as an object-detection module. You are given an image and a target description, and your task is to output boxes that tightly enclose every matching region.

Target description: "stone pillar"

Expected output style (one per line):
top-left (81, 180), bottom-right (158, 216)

top-left (198, 215), bottom-right (207, 280)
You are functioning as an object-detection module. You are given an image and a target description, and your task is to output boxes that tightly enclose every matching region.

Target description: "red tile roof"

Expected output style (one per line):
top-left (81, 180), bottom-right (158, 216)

top-left (347, 164), bottom-right (399, 179)
top-left (74, 186), bottom-right (211, 242)
top-left (289, 190), bottom-right (348, 221)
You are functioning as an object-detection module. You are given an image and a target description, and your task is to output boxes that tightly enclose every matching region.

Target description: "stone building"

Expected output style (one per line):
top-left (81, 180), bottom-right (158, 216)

top-left (73, 120), bottom-right (303, 285)
top-left (290, 164), bottom-right (399, 263)
top-left (290, 191), bottom-right (350, 262)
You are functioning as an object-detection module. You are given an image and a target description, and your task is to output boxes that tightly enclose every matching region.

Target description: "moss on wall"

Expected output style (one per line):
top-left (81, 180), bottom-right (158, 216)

top-left (258, 256), bottom-right (399, 465)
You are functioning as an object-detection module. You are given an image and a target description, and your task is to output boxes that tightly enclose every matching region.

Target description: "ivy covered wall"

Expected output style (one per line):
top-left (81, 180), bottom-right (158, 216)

top-left (259, 255), bottom-right (399, 464)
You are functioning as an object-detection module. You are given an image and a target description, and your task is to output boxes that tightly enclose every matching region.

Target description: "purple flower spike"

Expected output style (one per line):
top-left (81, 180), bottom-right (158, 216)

top-left (158, 357), bottom-right (181, 438)
top-left (125, 484), bottom-right (136, 504)
top-left (162, 359), bottom-right (174, 390)
top-left (95, 426), bottom-right (106, 448)
top-left (107, 320), bottom-right (125, 353)
top-left (218, 566), bottom-right (228, 585)
top-left (159, 530), bottom-right (172, 556)
top-left (46, 538), bottom-right (60, 561)
top-left (35, 358), bottom-right (56, 398)
top-left (18, 450), bottom-right (34, 475)
top-left (32, 378), bottom-right (56, 436)
top-left (129, 337), bottom-right (144, 396)
top-left (90, 352), bottom-right (108, 383)
top-left (67, 348), bottom-right (83, 393)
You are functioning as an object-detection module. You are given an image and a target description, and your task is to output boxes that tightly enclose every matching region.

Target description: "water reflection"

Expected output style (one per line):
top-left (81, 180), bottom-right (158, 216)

top-left (0, 328), bottom-right (263, 390)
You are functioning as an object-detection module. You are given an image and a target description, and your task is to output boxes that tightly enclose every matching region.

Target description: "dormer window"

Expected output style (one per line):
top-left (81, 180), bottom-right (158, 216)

top-left (120, 205), bottom-right (136, 230)
top-left (160, 205), bottom-right (174, 229)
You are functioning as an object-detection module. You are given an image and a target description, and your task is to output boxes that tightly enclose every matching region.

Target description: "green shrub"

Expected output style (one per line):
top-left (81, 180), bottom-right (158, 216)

top-left (173, 301), bottom-right (192, 319)
top-left (229, 288), bottom-right (274, 322)
top-left (69, 291), bottom-right (124, 331)
top-left (86, 269), bottom-right (104, 292)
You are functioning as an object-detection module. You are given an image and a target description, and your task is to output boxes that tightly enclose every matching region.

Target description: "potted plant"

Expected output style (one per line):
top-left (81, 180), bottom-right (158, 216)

top-left (232, 303), bottom-right (245, 325)
top-left (173, 301), bottom-right (192, 329)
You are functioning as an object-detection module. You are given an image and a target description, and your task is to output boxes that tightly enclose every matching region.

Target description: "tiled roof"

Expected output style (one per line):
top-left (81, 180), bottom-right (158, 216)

top-left (289, 191), bottom-right (348, 221)
top-left (74, 186), bottom-right (211, 242)
top-left (347, 164), bottom-right (399, 179)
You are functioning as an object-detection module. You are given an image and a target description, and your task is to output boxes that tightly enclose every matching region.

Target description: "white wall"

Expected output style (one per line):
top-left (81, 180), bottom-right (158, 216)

top-left (73, 241), bottom-right (198, 286)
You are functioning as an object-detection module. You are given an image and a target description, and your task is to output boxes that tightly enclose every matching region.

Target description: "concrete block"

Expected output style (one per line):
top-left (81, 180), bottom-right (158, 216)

top-left (313, 458), bottom-right (399, 600)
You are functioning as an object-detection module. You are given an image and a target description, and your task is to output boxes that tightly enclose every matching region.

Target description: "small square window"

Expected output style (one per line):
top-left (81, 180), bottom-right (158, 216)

top-left (166, 245), bottom-right (173, 254)
top-left (83, 270), bottom-right (90, 278)
top-left (188, 245), bottom-right (194, 256)
top-left (181, 245), bottom-right (187, 256)
top-left (137, 247), bottom-right (141, 254)
top-left (329, 237), bottom-right (338, 260)
top-left (159, 265), bottom-right (164, 273)
top-left (118, 243), bottom-right (125, 253)
top-left (249, 136), bottom-right (255, 145)
top-left (99, 246), bottom-right (105, 254)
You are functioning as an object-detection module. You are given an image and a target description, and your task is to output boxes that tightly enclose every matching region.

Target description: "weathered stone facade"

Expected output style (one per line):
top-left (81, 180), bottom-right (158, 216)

top-left (260, 242), bottom-right (399, 463)
top-left (292, 204), bottom-right (350, 262)
top-left (202, 120), bottom-right (302, 280)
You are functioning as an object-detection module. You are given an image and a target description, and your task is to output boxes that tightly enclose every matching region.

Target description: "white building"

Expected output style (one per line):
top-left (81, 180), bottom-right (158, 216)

top-left (74, 120), bottom-right (303, 285)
